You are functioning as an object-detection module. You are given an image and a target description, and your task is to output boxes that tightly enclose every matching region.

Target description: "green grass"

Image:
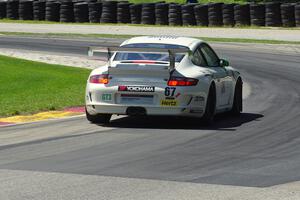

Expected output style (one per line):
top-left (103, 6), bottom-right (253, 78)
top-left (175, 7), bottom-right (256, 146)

top-left (0, 19), bottom-right (299, 30)
top-left (1, 31), bottom-right (300, 45)
top-left (0, 55), bottom-right (91, 117)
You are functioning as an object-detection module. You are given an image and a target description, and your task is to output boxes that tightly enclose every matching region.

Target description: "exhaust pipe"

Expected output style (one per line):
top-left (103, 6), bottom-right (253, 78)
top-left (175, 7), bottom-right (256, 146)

top-left (126, 107), bottom-right (146, 116)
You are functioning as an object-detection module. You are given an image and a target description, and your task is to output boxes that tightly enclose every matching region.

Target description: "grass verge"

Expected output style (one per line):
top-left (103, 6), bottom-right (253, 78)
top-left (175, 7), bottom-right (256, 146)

top-left (0, 55), bottom-right (90, 117)
top-left (0, 19), bottom-right (299, 30)
top-left (1, 31), bottom-right (300, 45)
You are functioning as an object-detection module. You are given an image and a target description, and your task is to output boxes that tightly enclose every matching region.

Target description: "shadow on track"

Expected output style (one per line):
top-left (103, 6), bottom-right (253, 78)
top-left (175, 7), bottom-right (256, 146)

top-left (104, 113), bottom-right (263, 131)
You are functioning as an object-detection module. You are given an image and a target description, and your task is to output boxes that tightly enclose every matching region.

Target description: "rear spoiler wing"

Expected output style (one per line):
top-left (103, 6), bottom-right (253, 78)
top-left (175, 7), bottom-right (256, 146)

top-left (88, 46), bottom-right (190, 71)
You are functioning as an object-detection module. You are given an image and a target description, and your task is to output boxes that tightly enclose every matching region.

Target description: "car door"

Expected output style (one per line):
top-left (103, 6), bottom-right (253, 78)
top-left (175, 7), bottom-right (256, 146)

top-left (200, 43), bottom-right (231, 108)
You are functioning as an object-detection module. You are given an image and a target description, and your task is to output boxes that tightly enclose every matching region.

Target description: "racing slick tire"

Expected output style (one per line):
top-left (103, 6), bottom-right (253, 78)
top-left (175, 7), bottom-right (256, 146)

top-left (230, 78), bottom-right (243, 116)
top-left (86, 108), bottom-right (112, 124)
top-left (202, 84), bottom-right (216, 124)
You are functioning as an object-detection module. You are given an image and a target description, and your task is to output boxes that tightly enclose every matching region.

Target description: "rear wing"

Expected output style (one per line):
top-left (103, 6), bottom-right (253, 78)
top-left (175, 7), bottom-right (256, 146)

top-left (88, 46), bottom-right (190, 71)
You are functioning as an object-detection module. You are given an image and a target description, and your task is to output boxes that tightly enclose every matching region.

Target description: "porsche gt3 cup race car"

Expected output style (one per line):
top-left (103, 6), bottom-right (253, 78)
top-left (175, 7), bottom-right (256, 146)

top-left (85, 36), bottom-right (243, 124)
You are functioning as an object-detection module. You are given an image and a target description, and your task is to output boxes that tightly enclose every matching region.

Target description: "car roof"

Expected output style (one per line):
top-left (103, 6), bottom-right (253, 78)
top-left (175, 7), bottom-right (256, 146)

top-left (121, 36), bottom-right (202, 49)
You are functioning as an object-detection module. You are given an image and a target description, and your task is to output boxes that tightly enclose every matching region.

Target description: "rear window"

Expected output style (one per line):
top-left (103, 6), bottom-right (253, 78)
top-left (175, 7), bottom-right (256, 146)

top-left (113, 43), bottom-right (188, 62)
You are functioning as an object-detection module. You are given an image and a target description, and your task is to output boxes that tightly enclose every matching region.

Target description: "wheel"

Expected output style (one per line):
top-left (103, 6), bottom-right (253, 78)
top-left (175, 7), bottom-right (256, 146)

top-left (230, 78), bottom-right (243, 116)
top-left (86, 108), bottom-right (111, 124)
top-left (202, 84), bottom-right (216, 124)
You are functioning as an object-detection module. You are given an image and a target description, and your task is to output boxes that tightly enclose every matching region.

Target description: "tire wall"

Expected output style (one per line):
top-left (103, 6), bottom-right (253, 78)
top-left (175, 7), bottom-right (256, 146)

top-left (2, 0), bottom-right (299, 27)
top-left (208, 3), bottom-right (223, 26)
top-left (0, 1), bottom-right (7, 19)
top-left (294, 4), bottom-right (300, 26)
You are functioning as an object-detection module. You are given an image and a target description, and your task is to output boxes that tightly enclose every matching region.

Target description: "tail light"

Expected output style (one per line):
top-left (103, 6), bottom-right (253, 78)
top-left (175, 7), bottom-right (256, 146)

top-left (168, 77), bottom-right (198, 86)
top-left (89, 74), bottom-right (109, 84)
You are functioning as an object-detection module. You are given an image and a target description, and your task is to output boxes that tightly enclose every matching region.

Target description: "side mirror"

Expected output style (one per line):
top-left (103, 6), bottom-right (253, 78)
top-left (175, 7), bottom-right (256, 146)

top-left (220, 59), bottom-right (229, 67)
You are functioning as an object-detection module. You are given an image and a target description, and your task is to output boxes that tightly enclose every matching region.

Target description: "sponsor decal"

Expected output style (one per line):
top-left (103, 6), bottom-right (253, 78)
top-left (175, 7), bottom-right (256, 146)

top-left (165, 97), bottom-right (175, 100)
top-left (121, 94), bottom-right (153, 98)
top-left (175, 92), bottom-right (181, 98)
top-left (118, 86), bottom-right (155, 92)
top-left (102, 93), bottom-right (112, 101)
top-left (160, 99), bottom-right (178, 106)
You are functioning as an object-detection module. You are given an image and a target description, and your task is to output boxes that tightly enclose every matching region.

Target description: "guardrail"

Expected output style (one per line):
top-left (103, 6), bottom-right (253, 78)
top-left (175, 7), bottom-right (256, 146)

top-left (0, 0), bottom-right (299, 27)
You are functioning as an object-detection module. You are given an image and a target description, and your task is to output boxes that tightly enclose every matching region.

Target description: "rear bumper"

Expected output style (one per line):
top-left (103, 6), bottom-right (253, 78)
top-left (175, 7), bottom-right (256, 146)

top-left (85, 80), bottom-right (208, 118)
top-left (86, 103), bottom-right (205, 117)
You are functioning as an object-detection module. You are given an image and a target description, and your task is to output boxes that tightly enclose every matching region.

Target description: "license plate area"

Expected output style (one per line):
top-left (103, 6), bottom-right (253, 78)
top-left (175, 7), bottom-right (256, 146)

top-left (119, 94), bottom-right (154, 105)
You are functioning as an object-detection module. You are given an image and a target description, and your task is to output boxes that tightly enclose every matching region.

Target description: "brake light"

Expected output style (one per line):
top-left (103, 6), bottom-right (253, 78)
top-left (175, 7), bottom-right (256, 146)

top-left (89, 74), bottom-right (109, 84)
top-left (167, 77), bottom-right (198, 86)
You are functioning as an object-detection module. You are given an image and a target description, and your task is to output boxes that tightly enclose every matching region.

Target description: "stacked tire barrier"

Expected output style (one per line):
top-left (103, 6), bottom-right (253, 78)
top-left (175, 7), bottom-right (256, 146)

top-left (0, 1), bottom-right (7, 19)
top-left (250, 4), bottom-right (265, 26)
top-left (234, 4), bottom-right (250, 26)
top-left (1, 0), bottom-right (299, 28)
top-left (45, 1), bottom-right (60, 22)
top-left (59, 1), bottom-right (74, 22)
top-left (296, 4), bottom-right (300, 27)
top-left (181, 4), bottom-right (196, 26)
top-left (141, 3), bottom-right (155, 25)
top-left (155, 3), bottom-right (168, 25)
top-left (194, 4), bottom-right (208, 26)
top-left (19, 0), bottom-right (33, 20)
top-left (88, 2), bottom-right (101, 23)
top-left (130, 3), bottom-right (141, 24)
top-left (222, 3), bottom-right (235, 26)
top-left (100, 1), bottom-right (117, 23)
top-left (6, 0), bottom-right (19, 20)
top-left (168, 3), bottom-right (181, 26)
top-left (265, 2), bottom-right (282, 26)
top-left (33, 0), bottom-right (45, 20)
top-left (74, 2), bottom-right (89, 22)
top-left (281, 3), bottom-right (295, 27)
top-left (117, 2), bottom-right (130, 23)
top-left (208, 3), bottom-right (223, 26)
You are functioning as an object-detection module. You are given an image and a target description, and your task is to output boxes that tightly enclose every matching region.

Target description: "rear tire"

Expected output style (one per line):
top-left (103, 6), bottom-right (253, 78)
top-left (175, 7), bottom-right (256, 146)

top-left (230, 78), bottom-right (243, 116)
top-left (86, 108), bottom-right (112, 124)
top-left (202, 84), bottom-right (216, 124)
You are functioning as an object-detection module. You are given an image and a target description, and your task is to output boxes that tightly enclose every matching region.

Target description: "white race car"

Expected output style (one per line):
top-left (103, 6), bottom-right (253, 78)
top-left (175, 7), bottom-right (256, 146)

top-left (85, 36), bottom-right (242, 124)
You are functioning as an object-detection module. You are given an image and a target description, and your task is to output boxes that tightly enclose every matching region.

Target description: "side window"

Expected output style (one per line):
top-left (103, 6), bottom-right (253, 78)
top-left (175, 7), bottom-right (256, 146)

top-left (200, 44), bottom-right (220, 67)
top-left (191, 49), bottom-right (206, 66)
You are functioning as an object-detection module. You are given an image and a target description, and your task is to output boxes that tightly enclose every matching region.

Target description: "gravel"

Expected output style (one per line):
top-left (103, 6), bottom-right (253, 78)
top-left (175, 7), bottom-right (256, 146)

top-left (0, 48), bottom-right (105, 69)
